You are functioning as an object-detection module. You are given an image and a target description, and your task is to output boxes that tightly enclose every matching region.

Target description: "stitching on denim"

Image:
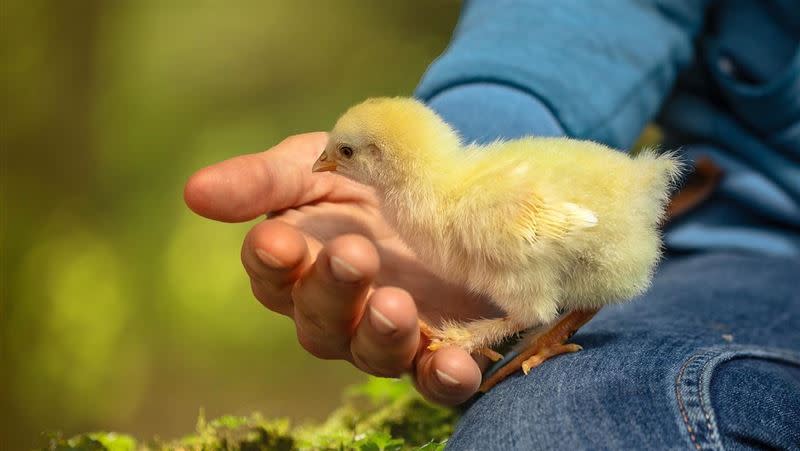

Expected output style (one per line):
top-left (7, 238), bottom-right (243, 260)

top-left (675, 353), bottom-right (703, 450)
top-left (697, 357), bottom-right (720, 446)
top-left (674, 346), bottom-right (800, 451)
top-left (697, 360), bottom-right (722, 445)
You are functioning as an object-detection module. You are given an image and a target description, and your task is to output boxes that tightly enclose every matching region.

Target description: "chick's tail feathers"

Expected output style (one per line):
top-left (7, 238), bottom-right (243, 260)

top-left (633, 148), bottom-right (685, 222)
top-left (636, 148), bottom-right (684, 188)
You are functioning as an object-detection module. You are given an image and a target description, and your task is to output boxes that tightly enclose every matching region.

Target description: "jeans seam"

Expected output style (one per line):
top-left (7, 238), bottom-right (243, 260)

top-left (674, 345), bottom-right (800, 451)
top-left (675, 352), bottom-right (705, 450)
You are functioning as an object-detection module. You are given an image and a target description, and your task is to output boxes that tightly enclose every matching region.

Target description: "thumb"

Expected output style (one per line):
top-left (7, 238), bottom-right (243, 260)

top-left (414, 346), bottom-right (482, 406)
top-left (184, 132), bottom-right (332, 222)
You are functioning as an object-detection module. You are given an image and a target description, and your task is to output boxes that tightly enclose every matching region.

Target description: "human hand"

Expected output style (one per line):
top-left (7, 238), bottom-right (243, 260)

top-left (184, 132), bottom-right (500, 405)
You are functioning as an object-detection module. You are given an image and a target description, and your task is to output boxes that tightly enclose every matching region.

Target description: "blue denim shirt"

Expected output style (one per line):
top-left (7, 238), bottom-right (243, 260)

top-left (415, 0), bottom-right (800, 256)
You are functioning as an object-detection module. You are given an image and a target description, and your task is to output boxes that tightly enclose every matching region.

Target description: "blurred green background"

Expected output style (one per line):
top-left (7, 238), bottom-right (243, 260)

top-left (0, 2), bottom-right (459, 448)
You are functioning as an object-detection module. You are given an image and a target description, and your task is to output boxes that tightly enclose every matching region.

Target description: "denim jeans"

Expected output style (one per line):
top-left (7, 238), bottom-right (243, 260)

top-left (447, 252), bottom-right (800, 450)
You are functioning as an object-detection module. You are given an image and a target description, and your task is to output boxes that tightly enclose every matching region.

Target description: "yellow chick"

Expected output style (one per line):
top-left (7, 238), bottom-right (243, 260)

top-left (312, 97), bottom-right (681, 381)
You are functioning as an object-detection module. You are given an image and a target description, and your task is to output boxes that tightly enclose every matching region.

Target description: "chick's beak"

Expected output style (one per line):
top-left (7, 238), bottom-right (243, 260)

top-left (312, 150), bottom-right (337, 172)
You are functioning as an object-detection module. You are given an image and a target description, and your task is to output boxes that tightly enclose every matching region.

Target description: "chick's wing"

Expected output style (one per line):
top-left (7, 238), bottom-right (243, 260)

top-left (512, 191), bottom-right (598, 245)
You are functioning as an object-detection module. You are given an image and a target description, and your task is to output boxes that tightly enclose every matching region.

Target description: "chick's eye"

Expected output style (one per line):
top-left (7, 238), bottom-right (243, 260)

top-left (339, 146), bottom-right (354, 158)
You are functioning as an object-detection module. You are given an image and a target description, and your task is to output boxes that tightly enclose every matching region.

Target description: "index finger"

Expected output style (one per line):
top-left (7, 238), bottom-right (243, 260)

top-left (184, 132), bottom-right (333, 222)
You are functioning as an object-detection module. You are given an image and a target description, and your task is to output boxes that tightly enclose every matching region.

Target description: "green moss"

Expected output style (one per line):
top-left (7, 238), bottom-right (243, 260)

top-left (43, 378), bottom-right (458, 451)
top-left (44, 433), bottom-right (138, 451)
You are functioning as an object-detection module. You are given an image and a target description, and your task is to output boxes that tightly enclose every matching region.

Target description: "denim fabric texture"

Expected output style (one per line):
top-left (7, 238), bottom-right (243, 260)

top-left (446, 253), bottom-right (800, 450)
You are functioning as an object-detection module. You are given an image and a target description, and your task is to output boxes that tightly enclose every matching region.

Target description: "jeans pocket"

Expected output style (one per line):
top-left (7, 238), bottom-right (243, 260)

top-left (673, 345), bottom-right (800, 451)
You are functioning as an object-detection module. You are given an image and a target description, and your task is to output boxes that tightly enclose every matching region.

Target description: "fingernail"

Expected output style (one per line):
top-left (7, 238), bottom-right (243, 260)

top-left (369, 306), bottom-right (397, 335)
top-left (435, 369), bottom-right (460, 387)
top-left (329, 256), bottom-right (362, 282)
top-left (255, 248), bottom-right (284, 269)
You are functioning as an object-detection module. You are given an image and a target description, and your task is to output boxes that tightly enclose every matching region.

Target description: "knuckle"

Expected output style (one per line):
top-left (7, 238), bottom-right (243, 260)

top-left (350, 345), bottom-right (408, 378)
top-left (295, 306), bottom-right (326, 332)
top-left (375, 357), bottom-right (411, 378)
top-left (296, 331), bottom-right (324, 358)
top-left (367, 364), bottom-right (405, 378)
top-left (249, 280), bottom-right (273, 307)
top-left (249, 280), bottom-right (291, 316)
top-left (249, 278), bottom-right (265, 300)
top-left (350, 348), bottom-right (380, 376)
top-left (296, 328), bottom-right (339, 360)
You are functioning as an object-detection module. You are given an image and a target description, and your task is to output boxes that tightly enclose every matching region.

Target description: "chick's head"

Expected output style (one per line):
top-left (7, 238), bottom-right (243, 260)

top-left (313, 97), bottom-right (460, 190)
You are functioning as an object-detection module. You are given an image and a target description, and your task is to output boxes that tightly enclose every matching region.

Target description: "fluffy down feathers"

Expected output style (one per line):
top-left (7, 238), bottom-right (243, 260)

top-left (314, 97), bottom-right (682, 352)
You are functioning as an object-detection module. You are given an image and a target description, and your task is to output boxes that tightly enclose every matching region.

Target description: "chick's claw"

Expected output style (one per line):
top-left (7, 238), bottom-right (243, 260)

top-left (479, 309), bottom-right (599, 392)
top-left (418, 319), bottom-right (448, 351)
top-left (427, 340), bottom-right (445, 352)
top-left (478, 347), bottom-right (504, 362)
top-left (419, 319), bottom-right (477, 352)
top-left (521, 343), bottom-right (583, 374)
top-left (418, 318), bottom-right (436, 339)
top-left (425, 332), bottom-right (471, 352)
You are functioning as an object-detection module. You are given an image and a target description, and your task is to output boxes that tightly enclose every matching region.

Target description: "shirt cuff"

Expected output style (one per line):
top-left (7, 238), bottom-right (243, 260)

top-left (420, 82), bottom-right (565, 145)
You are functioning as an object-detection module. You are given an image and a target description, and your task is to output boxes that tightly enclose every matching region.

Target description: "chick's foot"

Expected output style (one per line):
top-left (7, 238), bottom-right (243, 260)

top-left (425, 324), bottom-right (473, 352)
top-left (419, 317), bottom-right (524, 360)
top-left (478, 347), bottom-right (505, 362)
top-left (521, 342), bottom-right (583, 374)
top-left (479, 308), bottom-right (600, 392)
top-left (419, 323), bottom-right (504, 361)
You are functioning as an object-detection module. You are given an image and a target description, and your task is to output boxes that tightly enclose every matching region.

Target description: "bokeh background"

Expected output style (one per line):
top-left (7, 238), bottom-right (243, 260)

top-left (1, 2), bottom-right (460, 448)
